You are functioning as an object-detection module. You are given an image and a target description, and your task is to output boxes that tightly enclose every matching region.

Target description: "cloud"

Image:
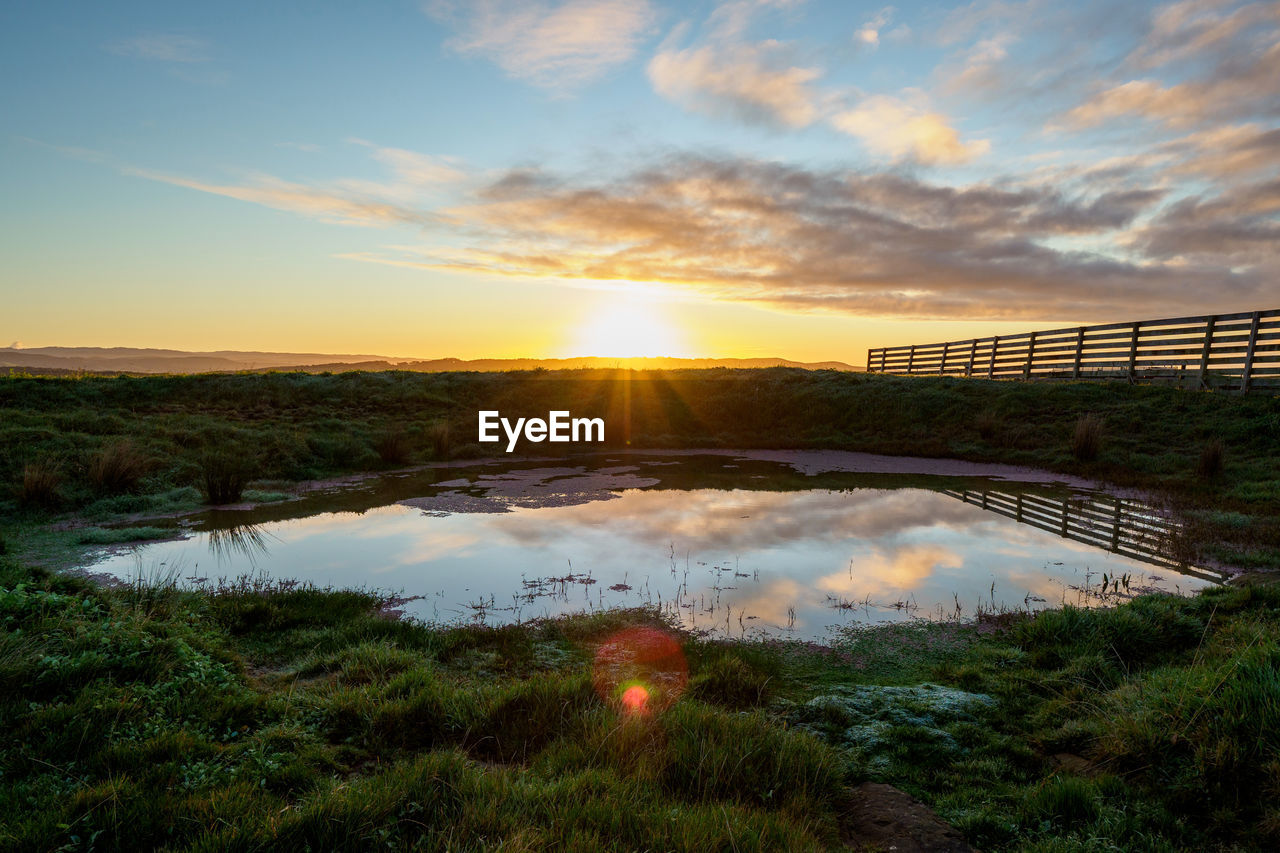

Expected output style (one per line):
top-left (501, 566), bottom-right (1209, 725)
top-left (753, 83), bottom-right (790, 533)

top-left (122, 141), bottom-right (460, 228)
top-left (342, 153), bottom-right (1265, 320)
top-left (127, 169), bottom-right (428, 227)
top-left (1058, 7), bottom-right (1280, 129)
top-left (647, 41), bottom-right (821, 127)
top-left (942, 32), bottom-right (1016, 93)
top-left (1126, 0), bottom-right (1280, 71)
top-left (106, 33), bottom-right (208, 62)
top-left (434, 0), bottom-right (657, 89)
top-left (1135, 178), bottom-right (1280, 264)
top-left (855, 7), bottom-right (895, 47)
top-left (830, 95), bottom-right (990, 164)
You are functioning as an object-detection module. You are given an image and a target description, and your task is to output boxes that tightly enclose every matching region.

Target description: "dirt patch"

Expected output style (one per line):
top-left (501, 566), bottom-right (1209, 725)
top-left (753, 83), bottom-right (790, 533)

top-left (398, 467), bottom-right (661, 513)
top-left (841, 782), bottom-right (975, 852)
top-left (635, 448), bottom-right (1102, 489)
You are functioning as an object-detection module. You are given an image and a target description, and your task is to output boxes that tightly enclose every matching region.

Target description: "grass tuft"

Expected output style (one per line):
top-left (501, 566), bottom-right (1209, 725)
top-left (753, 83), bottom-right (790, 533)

top-left (372, 428), bottom-right (413, 465)
top-left (428, 421), bottom-right (451, 460)
top-left (974, 410), bottom-right (1000, 441)
top-left (88, 440), bottom-right (151, 495)
top-left (201, 451), bottom-right (250, 504)
top-left (689, 655), bottom-right (772, 709)
top-left (1070, 414), bottom-right (1104, 462)
top-left (1197, 438), bottom-right (1225, 480)
top-left (19, 460), bottom-right (62, 508)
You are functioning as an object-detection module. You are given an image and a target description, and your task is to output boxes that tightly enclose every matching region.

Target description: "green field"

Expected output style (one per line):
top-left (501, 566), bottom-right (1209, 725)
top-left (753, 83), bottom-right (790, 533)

top-left (3, 369), bottom-right (1280, 850)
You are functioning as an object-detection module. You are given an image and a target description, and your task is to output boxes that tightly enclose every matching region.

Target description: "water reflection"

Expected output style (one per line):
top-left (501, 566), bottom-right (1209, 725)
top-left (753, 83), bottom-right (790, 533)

top-left (83, 467), bottom-right (1221, 642)
top-left (940, 488), bottom-right (1226, 583)
top-left (207, 523), bottom-right (276, 567)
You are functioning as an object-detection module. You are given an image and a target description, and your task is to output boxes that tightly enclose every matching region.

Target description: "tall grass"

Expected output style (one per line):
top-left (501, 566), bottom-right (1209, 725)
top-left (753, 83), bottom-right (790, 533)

top-left (1071, 414), bottom-right (1104, 462)
top-left (428, 421), bottom-right (451, 460)
top-left (372, 428), bottom-right (413, 465)
top-left (88, 440), bottom-right (150, 494)
top-left (1197, 438), bottom-right (1225, 480)
top-left (201, 451), bottom-right (250, 504)
top-left (19, 460), bottom-right (61, 508)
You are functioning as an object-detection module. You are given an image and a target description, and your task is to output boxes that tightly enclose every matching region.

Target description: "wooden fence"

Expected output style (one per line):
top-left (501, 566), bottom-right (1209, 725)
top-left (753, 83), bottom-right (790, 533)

top-left (940, 488), bottom-right (1228, 584)
top-left (866, 309), bottom-right (1280, 393)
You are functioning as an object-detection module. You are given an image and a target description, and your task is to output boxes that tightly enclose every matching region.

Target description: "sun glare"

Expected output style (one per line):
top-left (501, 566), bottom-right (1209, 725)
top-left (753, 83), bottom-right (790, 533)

top-left (568, 295), bottom-right (693, 359)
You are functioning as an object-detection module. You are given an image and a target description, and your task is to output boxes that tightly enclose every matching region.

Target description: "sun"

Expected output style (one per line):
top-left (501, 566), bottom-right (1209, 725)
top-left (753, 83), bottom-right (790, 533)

top-left (567, 294), bottom-right (694, 359)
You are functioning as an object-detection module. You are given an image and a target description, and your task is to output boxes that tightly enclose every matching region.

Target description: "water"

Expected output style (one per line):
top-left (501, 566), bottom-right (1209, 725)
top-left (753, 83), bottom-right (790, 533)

top-left (81, 452), bottom-right (1224, 641)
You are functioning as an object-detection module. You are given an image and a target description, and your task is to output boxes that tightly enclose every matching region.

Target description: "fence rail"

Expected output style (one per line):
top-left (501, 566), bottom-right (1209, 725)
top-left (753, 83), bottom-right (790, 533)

top-left (940, 488), bottom-right (1228, 584)
top-left (866, 309), bottom-right (1280, 393)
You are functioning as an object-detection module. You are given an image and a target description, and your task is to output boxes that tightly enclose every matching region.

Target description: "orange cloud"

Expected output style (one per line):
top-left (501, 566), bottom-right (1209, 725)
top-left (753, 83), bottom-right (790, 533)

top-left (648, 42), bottom-right (821, 128)
top-left (830, 94), bottom-right (989, 164)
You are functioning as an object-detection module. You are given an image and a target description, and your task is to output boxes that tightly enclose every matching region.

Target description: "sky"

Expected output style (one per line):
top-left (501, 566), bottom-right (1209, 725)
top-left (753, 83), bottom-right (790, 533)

top-left (2, 0), bottom-right (1277, 361)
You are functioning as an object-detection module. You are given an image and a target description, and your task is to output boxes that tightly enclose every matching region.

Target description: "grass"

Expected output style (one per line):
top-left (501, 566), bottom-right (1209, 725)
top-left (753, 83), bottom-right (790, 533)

top-left (201, 450), bottom-right (250, 504)
top-left (1198, 438), bottom-right (1226, 480)
top-left (373, 427), bottom-right (413, 465)
top-left (1071, 413), bottom-right (1104, 462)
top-left (4, 368), bottom-right (1277, 847)
top-left (1, 555), bottom-right (1279, 850)
top-left (2, 368), bottom-right (1277, 568)
top-left (19, 461), bottom-right (61, 509)
top-left (87, 440), bottom-right (150, 495)
top-left (75, 525), bottom-right (173, 545)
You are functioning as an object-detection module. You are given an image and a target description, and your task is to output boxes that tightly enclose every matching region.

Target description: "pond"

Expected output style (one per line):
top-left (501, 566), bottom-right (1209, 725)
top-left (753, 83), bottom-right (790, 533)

top-left (81, 451), bottom-right (1226, 642)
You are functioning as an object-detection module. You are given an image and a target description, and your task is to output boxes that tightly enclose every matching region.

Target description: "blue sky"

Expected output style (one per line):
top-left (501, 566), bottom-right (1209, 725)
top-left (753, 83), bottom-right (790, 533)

top-left (2, 0), bottom-right (1277, 359)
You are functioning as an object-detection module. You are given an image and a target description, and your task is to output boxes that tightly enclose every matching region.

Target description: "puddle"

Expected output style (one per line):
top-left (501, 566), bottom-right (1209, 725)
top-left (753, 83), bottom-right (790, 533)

top-left (80, 453), bottom-right (1224, 641)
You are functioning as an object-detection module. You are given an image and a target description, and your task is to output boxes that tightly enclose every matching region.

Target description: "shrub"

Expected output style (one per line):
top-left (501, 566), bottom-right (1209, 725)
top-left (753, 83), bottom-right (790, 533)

top-left (201, 451), bottom-right (250, 504)
top-left (1197, 438), bottom-right (1225, 480)
top-left (373, 429), bottom-right (413, 466)
top-left (1071, 414), bottom-right (1104, 462)
top-left (88, 441), bottom-right (150, 495)
top-left (19, 461), bottom-right (62, 508)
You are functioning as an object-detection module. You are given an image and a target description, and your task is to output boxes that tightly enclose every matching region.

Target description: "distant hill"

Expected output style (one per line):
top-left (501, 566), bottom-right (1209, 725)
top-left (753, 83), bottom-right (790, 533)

top-left (0, 347), bottom-right (860, 375)
top-left (0, 346), bottom-right (393, 374)
top-left (264, 356), bottom-right (860, 373)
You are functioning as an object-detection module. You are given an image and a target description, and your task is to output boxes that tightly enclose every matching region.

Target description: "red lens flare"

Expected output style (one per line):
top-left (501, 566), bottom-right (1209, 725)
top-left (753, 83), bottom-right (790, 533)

top-left (592, 626), bottom-right (688, 716)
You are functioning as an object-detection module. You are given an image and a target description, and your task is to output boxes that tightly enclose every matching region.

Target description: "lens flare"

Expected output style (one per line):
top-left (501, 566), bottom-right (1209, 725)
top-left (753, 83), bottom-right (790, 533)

top-left (620, 684), bottom-right (649, 714)
top-left (592, 626), bottom-right (688, 716)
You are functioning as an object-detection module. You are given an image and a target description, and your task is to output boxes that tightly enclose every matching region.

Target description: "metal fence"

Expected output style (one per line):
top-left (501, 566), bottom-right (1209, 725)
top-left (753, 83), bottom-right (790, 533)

top-left (867, 309), bottom-right (1280, 393)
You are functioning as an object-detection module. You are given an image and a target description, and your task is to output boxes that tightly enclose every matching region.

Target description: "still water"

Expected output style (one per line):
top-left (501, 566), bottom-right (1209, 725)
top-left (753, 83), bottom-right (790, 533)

top-left (82, 452), bottom-right (1224, 642)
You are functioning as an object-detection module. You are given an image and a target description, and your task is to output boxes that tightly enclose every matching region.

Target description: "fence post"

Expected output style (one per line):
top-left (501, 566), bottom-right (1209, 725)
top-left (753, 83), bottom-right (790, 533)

top-left (1127, 322), bottom-right (1140, 383)
top-left (1023, 331), bottom-right (1038, 380)
top-left (907, 344), bottom-right (916, 374)
top-left (1072, 327), bottom-right (1085, 379)
top-left (965, 339), bottom-right (976, 377)
top-left (939, 341), bottom-right (949, 375)
top-left (866, 349), bottom-right (873, 373)
top-left (1242, 310), bottom-right (1262, 394)
top-left (1197, 316), bottom-right (1217, 389)
top-left (987, 336), bottom-right (999, 379)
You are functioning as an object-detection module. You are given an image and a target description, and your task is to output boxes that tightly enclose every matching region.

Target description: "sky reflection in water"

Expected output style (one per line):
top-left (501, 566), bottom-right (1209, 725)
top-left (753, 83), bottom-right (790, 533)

top-left (84, 458), bottom-right (1216, 642)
